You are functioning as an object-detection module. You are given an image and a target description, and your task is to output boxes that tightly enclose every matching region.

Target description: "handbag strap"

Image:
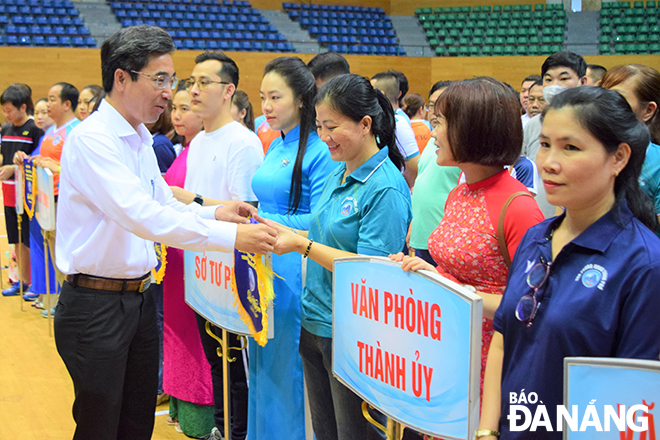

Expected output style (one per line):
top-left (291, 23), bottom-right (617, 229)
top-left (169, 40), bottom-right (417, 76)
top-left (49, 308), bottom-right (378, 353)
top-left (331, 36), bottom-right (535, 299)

top-left (498, 191), bottom-right (533, 268)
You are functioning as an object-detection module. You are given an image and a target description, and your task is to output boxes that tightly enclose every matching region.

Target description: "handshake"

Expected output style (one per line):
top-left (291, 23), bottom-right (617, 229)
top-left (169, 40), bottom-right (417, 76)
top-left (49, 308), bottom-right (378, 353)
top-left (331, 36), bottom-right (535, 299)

top-left (215, 201), bottom-right (306, 257)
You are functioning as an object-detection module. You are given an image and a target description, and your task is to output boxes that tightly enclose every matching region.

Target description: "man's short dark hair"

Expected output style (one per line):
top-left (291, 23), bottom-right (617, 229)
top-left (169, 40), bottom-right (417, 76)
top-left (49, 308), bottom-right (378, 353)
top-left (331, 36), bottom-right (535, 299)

top-left (436, 77), bottom-right (522, 167)
top-left (388, 70), bottom-right (408, 106)
top-left (541, 51), bottom-right (587, 78)
top-left (101, 25), bottom-right (176, 93)
top-left (429, 80), bottom-right (452, 98)
top-left (53, 82), bottom-right (80, 112)
top-left (1, 84), bottom-right (33, 113)
top-left (195, 51), bottom-right (239, 87)
top-left (586, 64), bottom-right (607, 82)
top-left (307, 52), bottom-right (350, 82)
top-left (371, 71), bottom-right (400, 104)
top-left (529, 79), bottom-right (544, 89)
top-left (522, 74), bottom-right (542, 85)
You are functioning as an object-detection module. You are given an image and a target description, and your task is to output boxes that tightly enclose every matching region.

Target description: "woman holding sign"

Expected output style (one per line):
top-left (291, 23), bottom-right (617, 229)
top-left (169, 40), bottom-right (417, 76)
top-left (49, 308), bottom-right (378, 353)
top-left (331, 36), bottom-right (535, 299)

top-left (269, 73), bottom-right (412, 440)
top-left (249, 57), bottom-right (336, 440)
top-left (479, 87), bottom-right (660, 440)
top-left (391, 78), bottom-right (544, 397)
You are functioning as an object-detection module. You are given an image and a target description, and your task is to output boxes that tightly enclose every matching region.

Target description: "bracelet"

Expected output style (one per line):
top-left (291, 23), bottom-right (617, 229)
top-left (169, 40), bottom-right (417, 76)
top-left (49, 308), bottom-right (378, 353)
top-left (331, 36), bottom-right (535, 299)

top-left (303, 239), bottom-right (313, 258)
top-left (475, 429), bottom-right (500, 439)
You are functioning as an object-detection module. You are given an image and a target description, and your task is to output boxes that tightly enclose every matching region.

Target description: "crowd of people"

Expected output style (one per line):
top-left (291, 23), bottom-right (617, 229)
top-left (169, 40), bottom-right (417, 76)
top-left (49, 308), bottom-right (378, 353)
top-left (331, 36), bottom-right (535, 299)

top-left (1, 23), bottom-right (660, 440)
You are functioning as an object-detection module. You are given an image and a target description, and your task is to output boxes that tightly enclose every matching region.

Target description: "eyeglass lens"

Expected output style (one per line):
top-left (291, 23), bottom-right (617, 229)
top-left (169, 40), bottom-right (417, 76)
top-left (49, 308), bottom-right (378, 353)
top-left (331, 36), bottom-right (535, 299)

top-left (515, 294), bottom-right (537, 323)
top-left (527, 263), bottom-right (550, 289)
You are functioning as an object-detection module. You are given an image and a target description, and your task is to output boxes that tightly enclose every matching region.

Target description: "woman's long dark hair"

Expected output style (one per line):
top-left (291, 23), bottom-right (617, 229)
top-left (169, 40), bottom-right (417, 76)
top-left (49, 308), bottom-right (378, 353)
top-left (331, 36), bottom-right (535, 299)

top-left (315, 74), bottom-right (405, 171)
top-left (263, 57), bottom-right (317, 214)
top-left (232, 89), bottom-right (255, 132)
top-left (543, 86), bottom-right (656, 230)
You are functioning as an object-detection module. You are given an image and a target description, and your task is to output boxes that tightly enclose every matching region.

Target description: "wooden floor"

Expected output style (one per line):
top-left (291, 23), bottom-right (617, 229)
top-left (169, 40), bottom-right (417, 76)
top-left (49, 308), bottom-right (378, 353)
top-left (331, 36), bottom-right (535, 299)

top-left (0, 215), bottom-right (183, 439)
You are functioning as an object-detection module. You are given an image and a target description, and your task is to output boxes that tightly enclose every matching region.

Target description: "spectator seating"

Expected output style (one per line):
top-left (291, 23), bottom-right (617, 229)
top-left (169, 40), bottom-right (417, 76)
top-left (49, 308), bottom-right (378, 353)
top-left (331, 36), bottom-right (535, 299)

top-left (111, 0), bottom-right (294, 52)
top-left (282, 2), bottom-right (405, 56)
top-left (417, 3), bottom-right (567, 57)
top-left (598, 0), bottom-right (660, 54)
top-left (0, 0), bottom-right (95, 47)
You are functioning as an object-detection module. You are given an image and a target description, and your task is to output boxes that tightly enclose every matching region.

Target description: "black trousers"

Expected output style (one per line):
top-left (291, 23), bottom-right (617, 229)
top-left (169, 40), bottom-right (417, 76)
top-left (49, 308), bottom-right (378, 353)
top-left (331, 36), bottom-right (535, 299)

top-left (195, 312), bottom-right (249, 440)
top-left (54, 282), bottom-right (159, 440)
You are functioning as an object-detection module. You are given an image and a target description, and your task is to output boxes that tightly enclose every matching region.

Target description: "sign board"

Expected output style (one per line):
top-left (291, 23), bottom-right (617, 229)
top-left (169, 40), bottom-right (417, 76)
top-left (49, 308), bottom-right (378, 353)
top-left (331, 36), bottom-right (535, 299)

top-left (332, 257), bottom-right (483, 440)
top-left (564, 357), bottom-right (660, 440)
top-left (36, 166), bottom-right (55, 231)
top-left (184, 250), bottom-right (273, 338)
top-left (14, 165), bottom-right (23, 215)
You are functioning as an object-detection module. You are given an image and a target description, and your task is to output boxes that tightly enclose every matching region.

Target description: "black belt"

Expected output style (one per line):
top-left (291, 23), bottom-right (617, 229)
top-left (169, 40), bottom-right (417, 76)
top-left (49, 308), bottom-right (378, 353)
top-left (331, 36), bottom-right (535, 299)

top-left (65, 273), bottom-right (152, 293)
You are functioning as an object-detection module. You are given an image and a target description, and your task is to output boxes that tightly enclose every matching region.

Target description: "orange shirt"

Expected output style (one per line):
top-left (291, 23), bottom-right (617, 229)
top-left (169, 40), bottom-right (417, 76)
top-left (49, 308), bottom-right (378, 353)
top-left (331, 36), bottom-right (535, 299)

top-left (39, 117), bottom-right (80, 195)
top-left (411, 119), bottom-right (431, 155)
top-left (256, 119), bottom-right (281, 155)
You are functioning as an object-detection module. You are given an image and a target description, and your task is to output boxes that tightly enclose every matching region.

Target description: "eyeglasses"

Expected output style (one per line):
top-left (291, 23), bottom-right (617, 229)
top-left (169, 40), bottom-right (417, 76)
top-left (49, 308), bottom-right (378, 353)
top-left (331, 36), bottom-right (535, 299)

top-left (183, 78), bottom-right (230, 91)
top-left (515, 257), bottom-right (552, 327)
top-left (130, 70), bottom-right (179, 90)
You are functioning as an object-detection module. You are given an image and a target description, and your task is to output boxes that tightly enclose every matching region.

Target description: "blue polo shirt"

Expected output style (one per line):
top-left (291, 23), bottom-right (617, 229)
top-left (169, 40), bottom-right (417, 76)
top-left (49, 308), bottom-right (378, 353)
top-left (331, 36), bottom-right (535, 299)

top-left (301, 146), bottom-right (412, 338)
top-left (493, 201), bottom-right (660, 439)
top-left (640, 141), bottom-right (660, 236)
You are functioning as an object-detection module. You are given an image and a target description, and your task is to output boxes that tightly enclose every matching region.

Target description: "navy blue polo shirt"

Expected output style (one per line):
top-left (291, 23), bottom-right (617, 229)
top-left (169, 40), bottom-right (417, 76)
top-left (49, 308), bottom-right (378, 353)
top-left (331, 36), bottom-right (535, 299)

top-left (493, 201), bottom-right (660, 439)
top-left (301, 146), bottom-right (412, 338)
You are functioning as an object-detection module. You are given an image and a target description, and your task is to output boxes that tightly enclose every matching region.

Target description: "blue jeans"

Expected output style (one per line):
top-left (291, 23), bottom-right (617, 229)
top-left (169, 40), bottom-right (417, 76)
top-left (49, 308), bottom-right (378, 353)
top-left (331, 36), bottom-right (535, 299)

top-left (299, 327), bottom-right (386, 440)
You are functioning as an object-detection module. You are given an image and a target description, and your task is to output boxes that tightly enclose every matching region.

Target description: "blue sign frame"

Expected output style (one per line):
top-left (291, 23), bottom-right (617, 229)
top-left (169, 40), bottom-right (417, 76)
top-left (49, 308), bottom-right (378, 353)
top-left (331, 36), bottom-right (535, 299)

top-left (332, 256), bottom-right (482, 439)
top-left (564, 357), bottom-right (660, 440)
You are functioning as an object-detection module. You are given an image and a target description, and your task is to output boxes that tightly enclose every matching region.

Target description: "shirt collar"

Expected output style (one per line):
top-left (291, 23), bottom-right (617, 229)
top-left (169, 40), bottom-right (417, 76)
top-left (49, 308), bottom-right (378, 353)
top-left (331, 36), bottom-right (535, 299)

top-left (281, 124), bottom-right (300, 143)
top-left (536, 201), bottom-right (633, 253)
top-left (343, 146), bottom-right (389, 184)
top-left (465, 169), bottom-right (508, 191)
top-left (98, 99), bottom-right (153, 145)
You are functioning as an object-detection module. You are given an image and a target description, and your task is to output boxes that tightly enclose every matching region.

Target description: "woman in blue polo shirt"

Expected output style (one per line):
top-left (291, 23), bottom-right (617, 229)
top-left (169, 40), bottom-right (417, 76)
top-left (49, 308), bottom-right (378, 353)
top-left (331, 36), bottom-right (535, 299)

top-left (270, 74), bottom-right (412, 440)
top-left (478, 87), bottom-right (660, 440)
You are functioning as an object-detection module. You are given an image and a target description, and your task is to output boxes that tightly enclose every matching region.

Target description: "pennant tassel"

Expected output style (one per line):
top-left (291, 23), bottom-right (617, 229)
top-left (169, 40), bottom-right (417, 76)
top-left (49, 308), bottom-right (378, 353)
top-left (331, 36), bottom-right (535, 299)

top-left (151, 243), bottom-right (168, 284)
top-left (231, 251), bottom-right (282, 347)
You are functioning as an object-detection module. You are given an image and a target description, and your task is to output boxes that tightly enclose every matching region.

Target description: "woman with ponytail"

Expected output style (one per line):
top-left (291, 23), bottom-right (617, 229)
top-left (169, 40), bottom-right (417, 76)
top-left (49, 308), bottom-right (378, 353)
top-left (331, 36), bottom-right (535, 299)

top-left (249, 56), bottom-right (335, 440)
top-left (478, 87), bottom-right (660, 440)
top-left (269, 74), bottom-right (411, 440)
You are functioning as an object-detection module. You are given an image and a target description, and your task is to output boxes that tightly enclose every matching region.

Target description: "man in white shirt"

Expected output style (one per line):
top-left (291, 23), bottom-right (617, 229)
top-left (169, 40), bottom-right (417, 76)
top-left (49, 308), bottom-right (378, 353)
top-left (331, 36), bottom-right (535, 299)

top-left (182, 51), bottom-right (264, 440)
top-left (519, 74), bottom-right (541, 128)
top-left (54, 26), bottom-right (277, 440)
top-left (521, 51), bottom-right (587, 218)
top-left (370, 71), bottom-right (419, 188)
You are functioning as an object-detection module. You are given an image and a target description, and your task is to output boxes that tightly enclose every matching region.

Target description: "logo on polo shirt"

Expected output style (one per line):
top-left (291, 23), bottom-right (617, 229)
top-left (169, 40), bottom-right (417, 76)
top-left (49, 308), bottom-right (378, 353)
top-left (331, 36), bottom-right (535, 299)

top-left (575, 264), bottom-right (608, 290)
top-left (22, 130), bottom-right (29, 136)
top-left (340, 196), bottom-right (358, 216)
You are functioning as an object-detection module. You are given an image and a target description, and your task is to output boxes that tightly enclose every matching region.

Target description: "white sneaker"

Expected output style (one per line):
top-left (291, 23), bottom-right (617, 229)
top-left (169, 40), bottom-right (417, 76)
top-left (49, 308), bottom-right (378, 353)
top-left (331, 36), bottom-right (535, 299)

top-left (201, 427), bottom-right (223, 440)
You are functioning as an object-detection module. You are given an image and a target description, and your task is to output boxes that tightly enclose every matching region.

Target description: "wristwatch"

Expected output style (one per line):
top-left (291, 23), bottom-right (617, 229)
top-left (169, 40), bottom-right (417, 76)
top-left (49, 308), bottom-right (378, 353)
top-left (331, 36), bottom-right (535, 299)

top-left (475, 429), bottom-right (500, 439)
top-left (193, 194), bottom-right (204, 205)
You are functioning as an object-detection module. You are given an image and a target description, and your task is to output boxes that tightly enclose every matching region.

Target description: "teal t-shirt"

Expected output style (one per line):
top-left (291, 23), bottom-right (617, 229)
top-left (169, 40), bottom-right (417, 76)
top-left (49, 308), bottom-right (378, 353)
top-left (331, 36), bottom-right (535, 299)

top-left (409, 138), bottom-right (461, 250)
top-left (301, 146), bottom-right (412, 338)
top-left (640, 142), bottom-right (660, 236)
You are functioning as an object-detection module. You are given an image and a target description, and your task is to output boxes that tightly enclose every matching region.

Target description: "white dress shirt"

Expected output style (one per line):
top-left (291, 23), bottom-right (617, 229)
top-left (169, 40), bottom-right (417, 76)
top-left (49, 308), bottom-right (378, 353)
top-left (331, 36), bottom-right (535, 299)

top-left (185, 120), bottom-right (263, 201)
top-left (56, 100), bottom-right (237, 278)
top-left (521, 112), bottom-right (530, 128)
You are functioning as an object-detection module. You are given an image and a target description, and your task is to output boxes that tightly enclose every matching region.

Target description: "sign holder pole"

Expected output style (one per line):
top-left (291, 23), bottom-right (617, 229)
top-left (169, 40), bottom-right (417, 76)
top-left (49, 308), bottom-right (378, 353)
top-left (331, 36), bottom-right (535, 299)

top-left (17, 215), bottom-right (24, 312)
top-left (362, 402), bottom-right (402, 440)
top-left (43, 232), bottom-right (52, 336)
top-left (204, 321), bottom-right (247, 440)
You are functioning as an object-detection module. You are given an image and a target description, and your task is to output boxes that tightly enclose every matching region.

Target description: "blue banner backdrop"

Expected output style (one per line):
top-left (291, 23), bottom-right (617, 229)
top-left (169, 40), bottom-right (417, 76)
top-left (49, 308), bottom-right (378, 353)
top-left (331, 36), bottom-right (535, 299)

top-left (564, 357), bottom-right (660, 440)
top-left (332, 257), bottom-right (482, 439)
top-left (184, 250), bottom-right (251, 335)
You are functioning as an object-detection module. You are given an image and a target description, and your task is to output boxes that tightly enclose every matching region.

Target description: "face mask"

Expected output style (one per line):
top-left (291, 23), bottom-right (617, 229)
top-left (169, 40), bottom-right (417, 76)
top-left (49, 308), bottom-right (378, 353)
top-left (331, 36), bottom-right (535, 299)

top-left (543, 85), bottom-right (569, 105)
